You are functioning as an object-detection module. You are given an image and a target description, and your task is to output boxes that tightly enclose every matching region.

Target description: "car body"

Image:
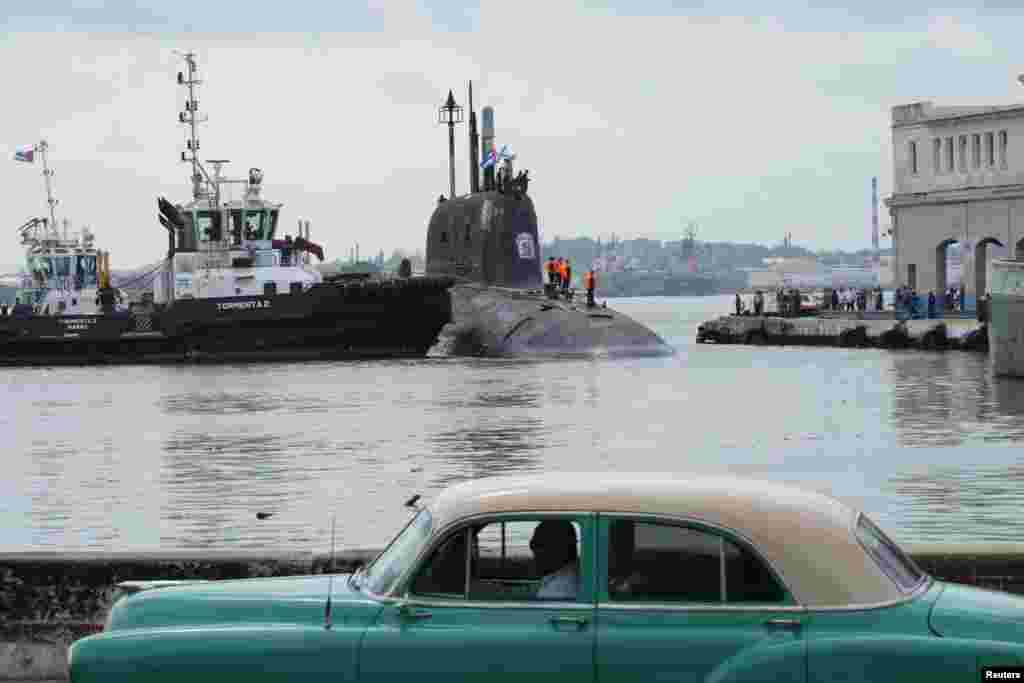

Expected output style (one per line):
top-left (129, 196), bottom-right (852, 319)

top-left (69, 473), bottom-right (1024, 682)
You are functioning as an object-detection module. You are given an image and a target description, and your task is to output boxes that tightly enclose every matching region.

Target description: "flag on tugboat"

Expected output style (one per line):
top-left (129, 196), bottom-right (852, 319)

top-left (13, 145), bottom-right (35, 163)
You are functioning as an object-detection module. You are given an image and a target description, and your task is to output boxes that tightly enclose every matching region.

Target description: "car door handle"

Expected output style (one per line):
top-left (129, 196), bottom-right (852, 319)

top-left (764, 618), bottom-right (802, 630)
top-left (397, 605), bottom-right (433, 621)
top-left (550, 615), bottom-right (589, 629)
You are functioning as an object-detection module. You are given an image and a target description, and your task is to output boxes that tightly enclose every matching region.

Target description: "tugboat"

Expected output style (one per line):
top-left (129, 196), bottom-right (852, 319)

top-left (8, 140), bottom-right (109, 317)
top-left (0, 53), bottom-right (453, 366)
top-left (426, 84), bottom-right (673, 357)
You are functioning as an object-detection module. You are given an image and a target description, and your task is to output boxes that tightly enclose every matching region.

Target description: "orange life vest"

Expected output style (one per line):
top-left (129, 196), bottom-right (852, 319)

top-left (584, 271), bottom-right (595, 289)
top-left (559, 261), bottom-right (569, 278)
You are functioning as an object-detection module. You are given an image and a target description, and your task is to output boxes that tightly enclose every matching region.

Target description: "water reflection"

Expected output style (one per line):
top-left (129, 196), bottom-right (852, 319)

top-left (426, 370), bottom-right (547, 486)
top-left (162, 390), bottom-right (330, 416)
top-left (889, 462), bottom-right (1024, 542)
top-left (161, 430), bottom-right (324, 549)
top-left (889, 352), bottom-right (1024, 446)
top-left (10, 297), bottom-right (1024, 551)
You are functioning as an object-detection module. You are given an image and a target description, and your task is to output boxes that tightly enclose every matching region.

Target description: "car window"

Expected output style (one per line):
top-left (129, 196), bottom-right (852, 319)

top-left (363, 509), bottom-right (432, 595)
top-left (410, 518), bottom-right (584, 602)
top-left (606, 519), bottom-right (788, 604)
top-left (855, 514), bottom-right (925, 592)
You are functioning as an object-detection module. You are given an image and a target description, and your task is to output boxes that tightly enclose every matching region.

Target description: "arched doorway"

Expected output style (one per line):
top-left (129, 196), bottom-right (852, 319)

top-left (975, 237), bottom-right (1006, 299)
top-left (935, 238), bottom-right (960, 307)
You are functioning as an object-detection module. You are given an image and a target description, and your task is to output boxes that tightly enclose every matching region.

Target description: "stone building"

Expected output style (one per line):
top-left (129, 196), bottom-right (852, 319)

top-left (886, 101), bottom-right (1024, 311)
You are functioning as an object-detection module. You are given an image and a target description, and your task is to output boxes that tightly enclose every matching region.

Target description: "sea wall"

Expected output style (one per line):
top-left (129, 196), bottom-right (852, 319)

top-left (696, 315), bottom-right (989, 352)
top-left (4, 544), bottom-right (1024, 681)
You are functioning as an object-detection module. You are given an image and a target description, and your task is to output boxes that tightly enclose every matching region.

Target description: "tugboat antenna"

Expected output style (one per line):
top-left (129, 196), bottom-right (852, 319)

top-left (176, 51), bottom-right (213, 202)
top-left (37, 140), bottom-right (58, 237)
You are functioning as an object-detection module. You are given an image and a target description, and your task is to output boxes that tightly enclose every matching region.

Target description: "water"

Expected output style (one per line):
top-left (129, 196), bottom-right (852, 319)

top-left (4, 295), bottom-right (1024, 553)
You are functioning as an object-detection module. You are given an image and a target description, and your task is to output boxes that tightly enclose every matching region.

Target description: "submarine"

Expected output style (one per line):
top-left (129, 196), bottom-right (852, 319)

top-left (427, 85), bottom-right (674, 358)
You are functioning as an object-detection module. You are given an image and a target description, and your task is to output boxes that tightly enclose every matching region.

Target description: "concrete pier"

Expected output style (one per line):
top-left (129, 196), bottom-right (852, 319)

top-left (3, 544), bottom-right (1024, 680)
top-left (696, 315), bottom-right (989, 352)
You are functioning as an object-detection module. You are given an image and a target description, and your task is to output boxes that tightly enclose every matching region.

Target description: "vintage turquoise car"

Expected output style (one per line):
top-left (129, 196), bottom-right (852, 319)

top-left (69, 474), bottom-right (1024, 682)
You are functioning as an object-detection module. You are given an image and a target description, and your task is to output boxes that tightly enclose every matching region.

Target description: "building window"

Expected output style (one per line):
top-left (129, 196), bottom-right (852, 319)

top-left (933, 138), bottom-right (942, 173)
top-left (945, 137), bottom-right (954, 172)
top-left (908, 141), bottom-right (918, 174)
top-left (907, 263), bottom-right (917, 290)
top-left (986, 132), bottom-right (995, 166)
top-left (999, 130), bottom-right (1008, 168)
top-left (972, 134), bottom-right (981, 169)
top-left (958, 135), bottom-right (967, 172)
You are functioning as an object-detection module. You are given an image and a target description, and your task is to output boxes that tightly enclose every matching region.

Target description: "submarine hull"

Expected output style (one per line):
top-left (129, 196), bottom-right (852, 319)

top-left (436, 283), bottom-right (673, 357)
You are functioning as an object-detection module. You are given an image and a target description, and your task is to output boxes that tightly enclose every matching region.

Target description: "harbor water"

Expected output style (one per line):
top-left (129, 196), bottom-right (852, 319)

top-left (4, 294), bottom-right (1024, 553)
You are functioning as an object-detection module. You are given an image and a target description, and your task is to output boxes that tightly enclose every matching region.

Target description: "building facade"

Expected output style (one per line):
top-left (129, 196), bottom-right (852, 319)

top-left (886, 101), bottom-right (1024, 311)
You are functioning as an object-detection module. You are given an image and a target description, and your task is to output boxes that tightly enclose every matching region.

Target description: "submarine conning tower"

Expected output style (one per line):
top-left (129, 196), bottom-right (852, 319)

top-left (426, 86), bottom-right (542, 289)
top-left (427, 192), bottom-right (541, 289)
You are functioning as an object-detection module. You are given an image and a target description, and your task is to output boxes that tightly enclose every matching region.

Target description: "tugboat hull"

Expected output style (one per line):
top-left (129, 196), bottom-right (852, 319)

top-left (0, 276), bottom-right (453, 366)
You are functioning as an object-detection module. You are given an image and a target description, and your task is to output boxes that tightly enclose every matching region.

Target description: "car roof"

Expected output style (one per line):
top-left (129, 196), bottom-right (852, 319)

top-left (428, 473), bottom-right (909, 608)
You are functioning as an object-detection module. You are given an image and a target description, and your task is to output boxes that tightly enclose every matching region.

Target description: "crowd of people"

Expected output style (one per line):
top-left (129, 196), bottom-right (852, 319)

top-left (826, 287), bottom-right (884, 313)
top-left (731, 283), bottom-right (992, 322)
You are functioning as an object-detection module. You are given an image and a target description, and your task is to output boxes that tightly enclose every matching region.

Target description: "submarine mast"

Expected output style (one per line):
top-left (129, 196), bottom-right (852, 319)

top-left (438, 90), bottom-right (464, 200)
top-left (467, 82), bottom-right (480, 194)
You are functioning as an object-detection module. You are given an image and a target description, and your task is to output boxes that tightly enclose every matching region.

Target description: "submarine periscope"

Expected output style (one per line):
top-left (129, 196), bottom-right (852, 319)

top-left (426, 83), bottom-right (674, 358)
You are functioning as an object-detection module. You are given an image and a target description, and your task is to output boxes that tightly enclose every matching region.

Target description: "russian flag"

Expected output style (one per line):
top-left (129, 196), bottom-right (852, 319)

top-left (13, 145), bottom-right (35, 163)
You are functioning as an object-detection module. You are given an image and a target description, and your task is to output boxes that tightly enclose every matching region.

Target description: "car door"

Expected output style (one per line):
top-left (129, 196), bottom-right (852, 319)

top-left (595, 514), bottom-right (806, 683)
top-left (359, 512), bottom-right (596, 683)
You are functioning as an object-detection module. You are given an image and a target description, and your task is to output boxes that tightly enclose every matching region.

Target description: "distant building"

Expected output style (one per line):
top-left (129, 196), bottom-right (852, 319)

top-left (886, 101), bottom-right (1024, 309)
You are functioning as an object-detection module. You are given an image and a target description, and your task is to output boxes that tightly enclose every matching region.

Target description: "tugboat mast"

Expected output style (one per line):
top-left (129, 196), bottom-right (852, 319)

top-left (38, 140), bottom-right (58, 236)
top-left (177, 51), bottom-right (213, 202)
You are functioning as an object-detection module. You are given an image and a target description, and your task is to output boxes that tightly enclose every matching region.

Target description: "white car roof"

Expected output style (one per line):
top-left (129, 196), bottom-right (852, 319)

top-left (428, 473), bottom-right (910, 608)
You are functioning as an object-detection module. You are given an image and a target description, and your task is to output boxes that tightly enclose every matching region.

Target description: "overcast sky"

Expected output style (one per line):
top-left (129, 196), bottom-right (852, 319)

top-left (2, 1), bottom-right (1023, 268)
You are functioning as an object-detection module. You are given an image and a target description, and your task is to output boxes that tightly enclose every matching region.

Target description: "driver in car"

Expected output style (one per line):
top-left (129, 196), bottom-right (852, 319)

top-left (530, 520), bottom-right (580, 600)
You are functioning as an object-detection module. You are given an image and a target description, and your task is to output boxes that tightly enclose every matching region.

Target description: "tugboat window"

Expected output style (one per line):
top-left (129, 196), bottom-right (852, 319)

top-left (244, 211), bottom-right (265, 241)
top-left (230, 210), bottom-right (244, 245)
top-left (268, 210), bottom-right (279, 239)
top-left (195, 211), bottom-right (222, 242)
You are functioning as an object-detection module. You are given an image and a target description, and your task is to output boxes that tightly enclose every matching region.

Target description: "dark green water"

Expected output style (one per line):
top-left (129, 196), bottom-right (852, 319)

top-left (3, 295), bottom-right (1024, 552)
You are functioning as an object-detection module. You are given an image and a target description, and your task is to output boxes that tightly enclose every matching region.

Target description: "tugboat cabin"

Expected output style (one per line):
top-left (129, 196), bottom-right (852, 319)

top-left (154, 166), bottom-right (324, 304)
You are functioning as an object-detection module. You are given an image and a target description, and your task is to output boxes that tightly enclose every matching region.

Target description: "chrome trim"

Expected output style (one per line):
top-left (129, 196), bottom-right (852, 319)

top-left (388, 510), bottom-right (597, 601)
top-left (398, 596), bottom-right (594, 611)
top-left (597, 601), bottom-right (807, 613)
top-left (852, 511), bottom-right (930, 596)
top-left (596, 511), bottom-right (805, 608)
top-left (803, 575), bottom-right (934, 613)
top-left (719, 536), bottom-right (726, 603)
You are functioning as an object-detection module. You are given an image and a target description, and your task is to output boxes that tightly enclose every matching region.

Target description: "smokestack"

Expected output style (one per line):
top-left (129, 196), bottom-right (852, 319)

top-left (468, 82), bottom-right (480, 194)
top-left (481, 106), bottom-right (495, 191)
top-left (871, 177), bottom-right (879, 252)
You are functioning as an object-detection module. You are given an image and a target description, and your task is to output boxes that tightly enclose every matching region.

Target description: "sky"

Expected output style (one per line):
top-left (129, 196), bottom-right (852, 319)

top-left (2, 1), bottom-right (1024, 269)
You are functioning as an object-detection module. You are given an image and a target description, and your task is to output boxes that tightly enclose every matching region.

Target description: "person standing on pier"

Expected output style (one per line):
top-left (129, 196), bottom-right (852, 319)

top-left (754, 290), bottom-right (764, 316)
top-left (927, 291), bottom-right (936, 319)
top-left (735, 292), bottom-right (743, 316)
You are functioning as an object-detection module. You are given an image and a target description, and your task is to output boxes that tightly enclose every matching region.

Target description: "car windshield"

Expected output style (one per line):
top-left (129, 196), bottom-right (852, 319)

top-left (855, 513), bottom-right (926, 592)
top-left (361, 509), bottom-right (432, 595)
